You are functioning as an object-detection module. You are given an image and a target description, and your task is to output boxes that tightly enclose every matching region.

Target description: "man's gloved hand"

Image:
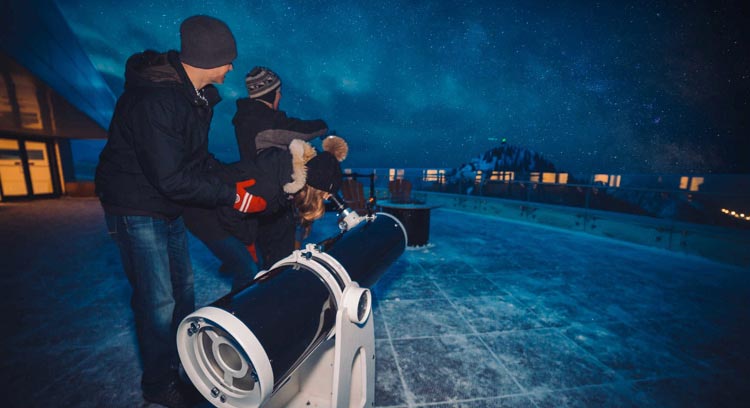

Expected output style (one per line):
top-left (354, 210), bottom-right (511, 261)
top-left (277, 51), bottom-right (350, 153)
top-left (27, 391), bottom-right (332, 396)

top-left (246, 244), bottom-right (258, 263)
top-left (234, 179), bottom-right (267, 213)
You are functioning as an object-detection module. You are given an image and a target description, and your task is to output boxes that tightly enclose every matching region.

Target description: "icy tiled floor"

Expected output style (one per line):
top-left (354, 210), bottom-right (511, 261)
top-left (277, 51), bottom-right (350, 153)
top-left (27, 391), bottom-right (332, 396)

top-left (1, 198), bottom-right (748, 407)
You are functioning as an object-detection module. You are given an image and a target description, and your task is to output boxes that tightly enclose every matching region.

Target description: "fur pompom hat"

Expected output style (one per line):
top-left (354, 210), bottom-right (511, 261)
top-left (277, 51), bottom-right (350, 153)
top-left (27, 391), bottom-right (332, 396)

top-left (283, 136), bottom-right (348, 195)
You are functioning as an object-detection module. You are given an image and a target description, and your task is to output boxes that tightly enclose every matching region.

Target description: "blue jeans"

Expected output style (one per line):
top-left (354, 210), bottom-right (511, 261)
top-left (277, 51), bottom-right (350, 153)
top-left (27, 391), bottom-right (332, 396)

top-left (201, 235), bottom-right (257, 291)
top-left (105, 213), bottom-right (194, 393)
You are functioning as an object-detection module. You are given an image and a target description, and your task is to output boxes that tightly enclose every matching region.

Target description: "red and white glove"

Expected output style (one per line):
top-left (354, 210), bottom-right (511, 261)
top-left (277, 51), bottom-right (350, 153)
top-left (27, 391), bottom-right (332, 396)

top-left (233, 179), bottom-right (267, 213)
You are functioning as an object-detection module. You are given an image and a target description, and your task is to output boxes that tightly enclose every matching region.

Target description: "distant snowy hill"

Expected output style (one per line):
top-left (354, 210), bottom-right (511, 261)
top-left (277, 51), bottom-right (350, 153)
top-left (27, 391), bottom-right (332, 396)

top-left (449, 142), bottom-right (558, 182)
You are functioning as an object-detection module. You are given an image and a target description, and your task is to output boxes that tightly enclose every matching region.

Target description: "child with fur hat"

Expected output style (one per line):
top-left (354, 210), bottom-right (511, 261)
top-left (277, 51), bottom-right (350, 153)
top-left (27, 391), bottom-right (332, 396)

top-left (183, 135), bottom-right (349, 281)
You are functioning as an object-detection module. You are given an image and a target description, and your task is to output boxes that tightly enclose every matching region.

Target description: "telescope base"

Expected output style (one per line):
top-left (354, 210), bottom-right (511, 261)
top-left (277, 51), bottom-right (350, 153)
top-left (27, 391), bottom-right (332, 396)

top-left (263, 301), bottom-right (375, 408)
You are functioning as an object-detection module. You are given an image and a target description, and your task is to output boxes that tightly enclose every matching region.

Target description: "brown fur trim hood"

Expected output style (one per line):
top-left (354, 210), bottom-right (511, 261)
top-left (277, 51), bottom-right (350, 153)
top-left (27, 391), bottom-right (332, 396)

top-left (283, 139), bottom-right (317, 194)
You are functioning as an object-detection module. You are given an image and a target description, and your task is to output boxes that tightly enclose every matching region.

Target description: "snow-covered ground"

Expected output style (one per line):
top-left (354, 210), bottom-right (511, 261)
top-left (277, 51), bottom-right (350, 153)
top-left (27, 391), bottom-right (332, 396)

top-left (1, 197), bottom-right (748, 407)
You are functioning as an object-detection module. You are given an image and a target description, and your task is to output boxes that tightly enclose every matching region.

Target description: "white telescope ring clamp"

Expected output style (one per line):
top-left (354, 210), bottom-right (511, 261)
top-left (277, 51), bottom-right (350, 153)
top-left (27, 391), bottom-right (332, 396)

top-left (177, 307), bottom-right (275, 408)
top-left (261, 245), bottom-right (368, 339)
top-left (262, 247), bottom-right (348, 308)
top-left (304, 243), bottom-right (353, 286)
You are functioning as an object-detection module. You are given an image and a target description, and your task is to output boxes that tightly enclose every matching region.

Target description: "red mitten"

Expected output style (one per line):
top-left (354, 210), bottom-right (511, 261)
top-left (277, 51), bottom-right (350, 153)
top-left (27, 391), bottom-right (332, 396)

top-left (246, 244), bottom-right (258, 263)
top-left (234, 179), bottom-right (267, 213)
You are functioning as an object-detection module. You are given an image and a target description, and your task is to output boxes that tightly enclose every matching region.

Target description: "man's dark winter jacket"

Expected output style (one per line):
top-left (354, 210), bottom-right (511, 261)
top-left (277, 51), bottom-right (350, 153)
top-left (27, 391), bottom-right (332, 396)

top-left (232, 98), bottom-right (328, 161)
top-left (95, 50), bottom-right (235, 219)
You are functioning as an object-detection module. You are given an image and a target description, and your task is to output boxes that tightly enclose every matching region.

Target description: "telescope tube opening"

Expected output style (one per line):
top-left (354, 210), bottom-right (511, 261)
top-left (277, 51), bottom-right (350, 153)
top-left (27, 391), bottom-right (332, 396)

top-left (178, 307), bottom-right (275, 408)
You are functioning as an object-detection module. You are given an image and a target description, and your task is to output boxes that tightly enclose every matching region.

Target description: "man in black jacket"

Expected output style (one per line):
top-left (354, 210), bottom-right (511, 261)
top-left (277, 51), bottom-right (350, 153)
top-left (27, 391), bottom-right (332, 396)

top-left (95, 15), bottom-right (265, 408)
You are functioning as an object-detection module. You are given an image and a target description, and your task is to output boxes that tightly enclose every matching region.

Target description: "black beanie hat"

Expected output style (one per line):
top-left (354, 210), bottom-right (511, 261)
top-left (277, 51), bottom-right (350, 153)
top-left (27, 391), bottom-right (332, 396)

top-left (305, 136), bottom-right (348, 194)
top-left (306, 152), bottom-right (343, 194)
top-left (180, 15), bottom-right (237, 69)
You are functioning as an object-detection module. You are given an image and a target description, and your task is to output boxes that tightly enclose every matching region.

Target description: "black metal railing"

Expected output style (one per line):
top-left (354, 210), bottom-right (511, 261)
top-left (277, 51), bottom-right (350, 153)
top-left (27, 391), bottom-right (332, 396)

top-left (344, 168), bottom-right (750, 230)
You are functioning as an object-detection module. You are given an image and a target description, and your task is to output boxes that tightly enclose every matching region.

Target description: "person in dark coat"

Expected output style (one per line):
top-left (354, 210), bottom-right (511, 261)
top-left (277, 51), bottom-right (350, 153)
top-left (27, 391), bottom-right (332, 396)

top-left (95, 15), bottom-right (265, 408)
top-left (232, 66), bottom-right (329, 160)
top-left (184, 136), bottom-right (349, 280)
top-left (230, 66), bottom-right (332, 268)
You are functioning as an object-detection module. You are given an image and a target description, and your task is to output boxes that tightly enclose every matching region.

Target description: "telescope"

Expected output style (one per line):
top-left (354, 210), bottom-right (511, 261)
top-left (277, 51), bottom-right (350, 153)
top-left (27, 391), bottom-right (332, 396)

top-left (176, 207), bottom-right (407, 407)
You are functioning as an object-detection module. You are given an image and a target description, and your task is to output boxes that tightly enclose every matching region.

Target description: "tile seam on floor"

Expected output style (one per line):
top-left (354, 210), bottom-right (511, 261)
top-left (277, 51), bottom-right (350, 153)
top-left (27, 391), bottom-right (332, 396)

top-left (380, 294), bottom-right (417, 408)
top-left (429, 261), bottom-right (644, 401)
top-left (415, 260), bottom-right (539, 408)
top-left (406, 391), bottom-right (541, 407)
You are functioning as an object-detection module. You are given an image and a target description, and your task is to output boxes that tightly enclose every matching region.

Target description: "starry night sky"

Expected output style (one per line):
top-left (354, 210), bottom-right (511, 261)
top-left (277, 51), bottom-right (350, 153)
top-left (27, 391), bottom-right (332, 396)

top-left (56, 0), bottom-right (750, 176)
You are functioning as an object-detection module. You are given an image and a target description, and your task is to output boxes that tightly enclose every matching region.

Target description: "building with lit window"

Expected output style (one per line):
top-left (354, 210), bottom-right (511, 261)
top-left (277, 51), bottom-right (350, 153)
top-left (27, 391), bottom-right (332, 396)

top-left (0, 4), bottom-right (114, 201)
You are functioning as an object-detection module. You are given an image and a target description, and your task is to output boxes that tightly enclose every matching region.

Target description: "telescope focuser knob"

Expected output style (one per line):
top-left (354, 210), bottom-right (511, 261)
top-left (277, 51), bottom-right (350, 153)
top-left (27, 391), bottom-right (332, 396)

top-left (342, 285), bottom-right (371, 324)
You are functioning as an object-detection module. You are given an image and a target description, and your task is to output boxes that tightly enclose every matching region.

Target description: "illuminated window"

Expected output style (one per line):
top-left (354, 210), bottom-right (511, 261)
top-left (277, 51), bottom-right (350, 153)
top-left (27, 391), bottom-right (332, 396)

top-left (475, 170), bottom-right (483, 183)
top-left (679, 176), bottom-right (689, 190)
top-left (489, 171), bottom-right (514, 181)
top-left (690, 177), bottom-right (704, 191)
top-left (679, 176), bottom-right (704, 192)
top-left (0, 138), bottom-right (29, 196)
top-left (389, 168), bottom-right (404, 181)
top-left (529, 172), bottom-right (540, 182)
top-left (594, 174), bottom-right (609, 184)
top-left (593, 174), bottom-right (620, 187)
top-left (558, 173), bottom-right (569, 184)
top-left (422, 169), bottom-right (445, 183)
top-left (542, 172), bottom-right (556, 183)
